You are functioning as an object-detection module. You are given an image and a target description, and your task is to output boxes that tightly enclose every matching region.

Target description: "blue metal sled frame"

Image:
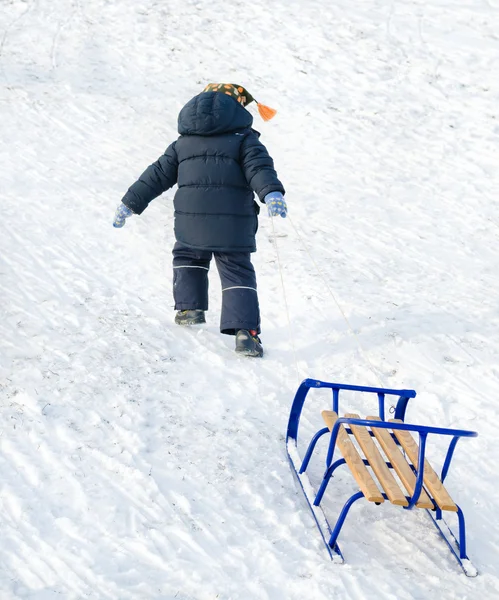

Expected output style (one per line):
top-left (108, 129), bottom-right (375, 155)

top-left (286, 379), bottom-right (478, 576)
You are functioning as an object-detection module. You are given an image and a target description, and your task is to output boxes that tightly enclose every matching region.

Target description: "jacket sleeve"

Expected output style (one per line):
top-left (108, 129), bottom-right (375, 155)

top-left (121, 142), bottom-right (179, 215)
top-left (240, 132), bottom-right (285, 202)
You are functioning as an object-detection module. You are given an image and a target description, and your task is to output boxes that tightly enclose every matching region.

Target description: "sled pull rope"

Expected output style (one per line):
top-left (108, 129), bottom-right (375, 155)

top-left (269, 215), bottom-right (302, 380)
top-left (287, 215), bottom-right (385, 389)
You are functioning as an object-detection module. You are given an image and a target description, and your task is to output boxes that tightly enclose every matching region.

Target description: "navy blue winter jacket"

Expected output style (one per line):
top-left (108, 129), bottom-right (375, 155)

top-left (121, 92), bottom-right (285, 253)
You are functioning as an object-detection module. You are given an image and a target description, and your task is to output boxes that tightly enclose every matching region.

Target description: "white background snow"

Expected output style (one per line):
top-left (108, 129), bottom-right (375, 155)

top-left (1, 0), bottom-right (499, 598)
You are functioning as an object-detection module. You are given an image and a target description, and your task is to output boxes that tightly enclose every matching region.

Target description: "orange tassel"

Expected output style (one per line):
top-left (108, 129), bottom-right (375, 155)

top-left (257, 102), bottom-right (277, 121)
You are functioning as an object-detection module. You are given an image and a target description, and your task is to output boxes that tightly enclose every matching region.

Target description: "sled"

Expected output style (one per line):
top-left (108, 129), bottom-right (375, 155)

top-left (286, 379), bottom-right (478, 576)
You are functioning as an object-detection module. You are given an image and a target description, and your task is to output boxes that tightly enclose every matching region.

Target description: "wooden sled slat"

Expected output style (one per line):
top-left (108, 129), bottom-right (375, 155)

top-left (367, 416), bottom-right (434, 509)
top-left (322, 410), bottom-right (384, 504)
top-left (345, 413), bottom-right (408, 506)
top-left (389, 418), bottom-right (458, 512)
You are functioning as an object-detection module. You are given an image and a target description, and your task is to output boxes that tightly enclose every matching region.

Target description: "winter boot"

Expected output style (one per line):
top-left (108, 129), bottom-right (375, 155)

top-left (175, 309), bottom-right (206, 325)
top-left (235, 329), bottom-right (263, 357)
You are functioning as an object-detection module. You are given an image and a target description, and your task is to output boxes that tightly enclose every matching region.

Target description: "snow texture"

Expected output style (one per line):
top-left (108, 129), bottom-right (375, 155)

top-left (1, 0), bottom-right (499, 598)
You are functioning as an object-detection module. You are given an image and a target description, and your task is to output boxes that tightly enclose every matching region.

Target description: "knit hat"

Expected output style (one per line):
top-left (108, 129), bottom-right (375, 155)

top-left (202, 83), bottom-right (277, 121)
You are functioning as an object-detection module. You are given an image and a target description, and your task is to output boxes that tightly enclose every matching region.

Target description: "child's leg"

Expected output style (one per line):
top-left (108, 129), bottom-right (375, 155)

top-left (172, 242), bottom-right (212, 310)
top-left (214, 252), bottom-right (260, 335)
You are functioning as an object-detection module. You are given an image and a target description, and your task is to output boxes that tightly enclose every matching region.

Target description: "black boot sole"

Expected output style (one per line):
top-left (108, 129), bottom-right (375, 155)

top-left (235, 347), bottom-right (264, 358)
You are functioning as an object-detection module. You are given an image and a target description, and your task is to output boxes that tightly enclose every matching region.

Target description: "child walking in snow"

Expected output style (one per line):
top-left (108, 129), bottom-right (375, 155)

top-left (113, 83), bottom-right (286, 357)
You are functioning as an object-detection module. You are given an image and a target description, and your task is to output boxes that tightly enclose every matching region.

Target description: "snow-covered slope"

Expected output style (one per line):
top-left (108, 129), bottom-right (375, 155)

top-left (1, 0), bottom-right (499, 598)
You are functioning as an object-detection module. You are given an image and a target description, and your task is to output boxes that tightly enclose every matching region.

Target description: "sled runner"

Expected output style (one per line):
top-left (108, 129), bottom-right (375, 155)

top-left (286, 379), bottom-right (478, 576)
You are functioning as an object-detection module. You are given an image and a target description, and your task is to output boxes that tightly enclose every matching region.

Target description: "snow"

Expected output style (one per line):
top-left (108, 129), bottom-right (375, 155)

top-left (1, 0), bottom-right (499, 597)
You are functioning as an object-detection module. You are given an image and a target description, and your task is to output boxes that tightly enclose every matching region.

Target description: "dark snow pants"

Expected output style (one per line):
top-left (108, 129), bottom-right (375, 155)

top-left (172, 242), bottom-right (261, 335)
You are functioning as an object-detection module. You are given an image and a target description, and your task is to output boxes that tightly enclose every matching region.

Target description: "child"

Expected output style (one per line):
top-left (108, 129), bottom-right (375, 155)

top-left (113, 83), bottom-right (286, 357)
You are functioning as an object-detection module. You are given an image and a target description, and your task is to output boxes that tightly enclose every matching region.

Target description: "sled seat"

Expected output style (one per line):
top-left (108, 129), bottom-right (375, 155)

top-left (321, 411), bottom-right (457, 511)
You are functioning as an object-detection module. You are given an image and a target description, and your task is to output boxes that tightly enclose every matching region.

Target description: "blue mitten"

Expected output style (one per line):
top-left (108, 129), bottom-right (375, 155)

top-left (113, 203), bottom-right (134, 228)
top-left (264, 192), bottom-right (287, 218)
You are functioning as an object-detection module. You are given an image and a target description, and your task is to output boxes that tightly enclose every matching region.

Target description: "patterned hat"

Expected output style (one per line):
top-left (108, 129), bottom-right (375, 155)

top-left (202, 83), bottom-right (277, 121)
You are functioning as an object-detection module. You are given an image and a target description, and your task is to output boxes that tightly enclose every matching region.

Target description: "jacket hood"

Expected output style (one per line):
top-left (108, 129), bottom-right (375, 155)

top-left (178, 92), bottom-right (253, 136)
